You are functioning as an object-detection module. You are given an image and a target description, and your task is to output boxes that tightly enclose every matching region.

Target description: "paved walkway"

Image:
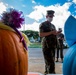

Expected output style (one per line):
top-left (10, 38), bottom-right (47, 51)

top-left (28, 48), bottom-right (68, 74)
top-left (28, 57), bottom-right (63, 74)
top-left (28, 72), bottom-right (63, 75)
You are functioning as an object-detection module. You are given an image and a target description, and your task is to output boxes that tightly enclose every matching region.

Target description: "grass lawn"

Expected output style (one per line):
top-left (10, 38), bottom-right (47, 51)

top-left (28, 42), bottom-right (42, 48)
top-left (28, 42), bottom-right (68, 49)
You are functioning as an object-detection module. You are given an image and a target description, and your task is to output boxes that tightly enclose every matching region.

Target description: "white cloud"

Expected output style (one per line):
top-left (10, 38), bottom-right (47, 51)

top-left (26, 2), bottom-right (72, 33)
top-left (51, 2), bottom-right (72, 31)
top-left (72, 0), bottom-right (76, 4)
top-left (26, 22), bottom-right (40, 31)
top-left (27, 5), bottom-right (46, 21)
top-left (0, 1), bottom-right (73, 33)
top-left (0, 2), bottom-right (7, 15)
top-left (19, 22), bottom-right (40, 31)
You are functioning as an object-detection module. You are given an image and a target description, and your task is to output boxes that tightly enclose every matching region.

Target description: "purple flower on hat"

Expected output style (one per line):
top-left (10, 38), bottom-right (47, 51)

top-left (11, 10), bottom-right (25, 28)
top-left (1, 8), bottom-right (25, 28)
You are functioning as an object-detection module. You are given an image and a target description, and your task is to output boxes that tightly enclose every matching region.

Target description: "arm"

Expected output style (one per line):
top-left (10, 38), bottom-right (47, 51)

top-left (39, 22), bottom-right (61, 37)
top-left (39, 30), bottom-right (60, 37)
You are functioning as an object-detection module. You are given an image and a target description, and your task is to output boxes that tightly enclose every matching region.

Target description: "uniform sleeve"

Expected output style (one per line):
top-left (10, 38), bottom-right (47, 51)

top-left (39, 23), bottom-right (45, 32)
top-left (52, 24), bottom-right (56, 30)
top-left (39, 22), bottom-right (52, 32)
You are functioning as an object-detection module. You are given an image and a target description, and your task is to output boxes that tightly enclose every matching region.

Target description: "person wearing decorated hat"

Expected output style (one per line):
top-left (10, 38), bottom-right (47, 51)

top-left (39, 10), bottom-right (62, 74)
top-left (0, 8), bottom-right (30, 75)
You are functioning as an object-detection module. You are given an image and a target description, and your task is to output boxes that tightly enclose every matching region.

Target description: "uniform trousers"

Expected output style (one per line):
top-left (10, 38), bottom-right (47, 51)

top-left (42, 47), bottom-right (55, 74)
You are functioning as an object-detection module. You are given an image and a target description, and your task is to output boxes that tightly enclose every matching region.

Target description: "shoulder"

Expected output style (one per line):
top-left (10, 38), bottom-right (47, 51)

top-left (51, 23), bottom-right (55, 27)
top-left (39, 21), bottom-right (46, 28)
top-left (51, 23), bottom-right (56, 29)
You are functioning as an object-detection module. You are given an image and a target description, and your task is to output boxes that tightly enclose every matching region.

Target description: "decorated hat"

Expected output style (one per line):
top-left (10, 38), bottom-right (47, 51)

top-left (1, 8), bottom-right (28, 50)
top-left (1, 8), bottom-right (25, 28)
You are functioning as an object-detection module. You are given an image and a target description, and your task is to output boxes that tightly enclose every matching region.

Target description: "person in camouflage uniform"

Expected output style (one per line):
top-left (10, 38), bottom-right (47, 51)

top-left (39, 10), bottom-right (62, 74)
top-left (56, 28), bottom-right (64, 63)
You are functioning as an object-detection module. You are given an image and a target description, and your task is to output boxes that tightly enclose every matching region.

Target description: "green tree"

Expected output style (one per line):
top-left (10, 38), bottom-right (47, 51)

top-left (22, 30), bottom-right (39, 40)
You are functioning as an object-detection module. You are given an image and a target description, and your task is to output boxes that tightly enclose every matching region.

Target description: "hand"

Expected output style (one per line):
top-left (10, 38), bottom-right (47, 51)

top-left (52, 30), bottom-right (57, 35)
top-left (57, 30), bottom-right (62, 34)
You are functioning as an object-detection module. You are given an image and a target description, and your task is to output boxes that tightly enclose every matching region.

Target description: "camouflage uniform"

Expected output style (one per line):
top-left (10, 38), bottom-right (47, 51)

top-left (39, 21), bottom-right (57, 74)
top-left (56, 33), bottom-right (64, 61)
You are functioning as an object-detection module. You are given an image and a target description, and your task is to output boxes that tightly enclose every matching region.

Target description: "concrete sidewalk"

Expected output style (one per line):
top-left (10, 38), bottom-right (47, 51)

top-left (28, 72), bottom-right (63, 75)
top-left (28, 48), bottom-right (66, 74)
top-left (28, 57), bottom-right (63, 74)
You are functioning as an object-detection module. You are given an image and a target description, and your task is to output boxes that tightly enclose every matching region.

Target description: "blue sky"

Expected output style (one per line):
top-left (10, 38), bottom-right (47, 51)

top-left (0, 0), bottom-right (76, 33)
